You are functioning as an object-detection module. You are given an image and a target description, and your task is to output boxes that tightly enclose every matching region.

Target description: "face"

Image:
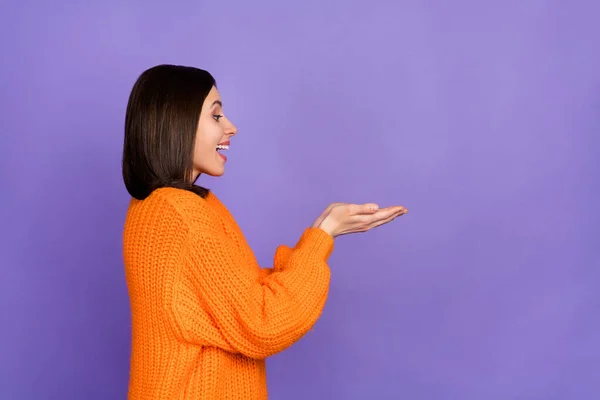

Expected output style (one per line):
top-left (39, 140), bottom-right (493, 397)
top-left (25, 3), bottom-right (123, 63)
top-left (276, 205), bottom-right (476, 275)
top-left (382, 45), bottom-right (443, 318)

top-left (192, 86), bottom-right (237, 179)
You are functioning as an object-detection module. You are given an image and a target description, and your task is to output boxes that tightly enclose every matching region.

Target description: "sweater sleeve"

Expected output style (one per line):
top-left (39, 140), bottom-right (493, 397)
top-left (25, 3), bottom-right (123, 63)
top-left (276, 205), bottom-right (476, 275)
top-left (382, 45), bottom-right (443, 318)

top-left (257, 245), bottom-right (293, 279)
top-left (181, 227), bottom-right (333, 359)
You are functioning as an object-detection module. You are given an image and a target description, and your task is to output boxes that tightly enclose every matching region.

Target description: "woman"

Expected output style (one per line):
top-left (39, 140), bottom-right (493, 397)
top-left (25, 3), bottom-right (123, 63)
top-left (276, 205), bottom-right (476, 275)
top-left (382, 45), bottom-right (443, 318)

top-left (121, 64), bottom-right (407, 399)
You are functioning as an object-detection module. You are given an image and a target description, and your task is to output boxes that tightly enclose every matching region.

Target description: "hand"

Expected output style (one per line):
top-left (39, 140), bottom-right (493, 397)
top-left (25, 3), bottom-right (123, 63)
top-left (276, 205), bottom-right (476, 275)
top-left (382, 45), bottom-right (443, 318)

top-left (312, 202), bottom-right (407, 238)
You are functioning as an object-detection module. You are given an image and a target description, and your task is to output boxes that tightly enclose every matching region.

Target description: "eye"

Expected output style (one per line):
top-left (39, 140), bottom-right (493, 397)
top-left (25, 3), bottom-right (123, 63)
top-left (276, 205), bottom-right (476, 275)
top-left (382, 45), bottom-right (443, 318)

top-left (212, 114), bottom-right (223, 121)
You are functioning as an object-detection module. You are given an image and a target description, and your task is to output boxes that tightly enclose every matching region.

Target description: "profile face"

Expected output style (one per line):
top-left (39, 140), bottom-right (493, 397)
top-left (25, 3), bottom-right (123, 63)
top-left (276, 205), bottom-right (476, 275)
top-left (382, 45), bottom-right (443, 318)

top-left (192, 86), bottom-right (238, 178)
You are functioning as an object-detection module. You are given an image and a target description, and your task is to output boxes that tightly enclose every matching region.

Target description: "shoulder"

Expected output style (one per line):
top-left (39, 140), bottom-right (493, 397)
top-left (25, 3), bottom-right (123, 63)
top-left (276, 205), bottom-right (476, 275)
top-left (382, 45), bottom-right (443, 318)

top-left (145, 187), bottom-right (220, 231)
top-left (151, 187), bottom-right (205, 208)
top-left (124, 188), bottom-right (211, 248)
top-left (124, 188), bottom-right (186, 234)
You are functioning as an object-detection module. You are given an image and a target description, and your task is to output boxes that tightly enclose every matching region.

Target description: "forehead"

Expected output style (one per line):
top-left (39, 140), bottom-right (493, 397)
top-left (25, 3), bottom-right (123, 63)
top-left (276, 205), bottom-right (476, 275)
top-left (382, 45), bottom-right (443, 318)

top-left (202, 86), bottom-right (221, 111)
top-left (206, 86), bottom-right (220, 102)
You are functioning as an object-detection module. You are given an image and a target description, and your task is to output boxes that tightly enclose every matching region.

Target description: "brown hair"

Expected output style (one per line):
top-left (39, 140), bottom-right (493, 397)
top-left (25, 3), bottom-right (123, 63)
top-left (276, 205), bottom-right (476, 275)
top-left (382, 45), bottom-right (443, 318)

top-left (122, 64), bottom-right (216, 200)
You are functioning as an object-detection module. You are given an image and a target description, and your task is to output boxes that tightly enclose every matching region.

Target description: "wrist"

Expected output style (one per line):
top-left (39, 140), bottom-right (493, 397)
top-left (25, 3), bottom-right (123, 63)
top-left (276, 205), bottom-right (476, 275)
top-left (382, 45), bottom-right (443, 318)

top-left (317, 218), bottom-right (337, 238)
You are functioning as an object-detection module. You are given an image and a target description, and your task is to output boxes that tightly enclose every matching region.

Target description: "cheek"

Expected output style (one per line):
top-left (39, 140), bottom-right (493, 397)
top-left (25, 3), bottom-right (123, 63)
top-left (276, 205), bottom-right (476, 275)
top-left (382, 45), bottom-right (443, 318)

top-left (193, 139), bottom-right (214, 164)
top-left (194, 124), bottom-right (218, 154)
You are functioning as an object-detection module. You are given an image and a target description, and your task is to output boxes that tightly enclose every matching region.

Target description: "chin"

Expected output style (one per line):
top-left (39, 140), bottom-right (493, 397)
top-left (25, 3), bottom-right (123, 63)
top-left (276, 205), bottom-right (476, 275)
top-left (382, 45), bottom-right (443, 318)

top-left (204, 167), bottom-right (225, 177)
top-left (194, 159), bottom-right (226, 178)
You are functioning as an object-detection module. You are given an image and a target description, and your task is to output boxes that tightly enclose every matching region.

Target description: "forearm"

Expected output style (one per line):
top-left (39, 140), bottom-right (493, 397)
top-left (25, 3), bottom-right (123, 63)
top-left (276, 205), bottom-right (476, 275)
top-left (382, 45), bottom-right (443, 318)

top-left (189, 227), bottom-right (333, 359)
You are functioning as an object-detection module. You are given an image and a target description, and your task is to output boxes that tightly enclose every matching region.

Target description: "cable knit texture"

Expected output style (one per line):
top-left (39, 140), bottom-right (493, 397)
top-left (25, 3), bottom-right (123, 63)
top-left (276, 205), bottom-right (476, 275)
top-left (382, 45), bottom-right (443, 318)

top-left (123, 187), bottom-right (333, 399)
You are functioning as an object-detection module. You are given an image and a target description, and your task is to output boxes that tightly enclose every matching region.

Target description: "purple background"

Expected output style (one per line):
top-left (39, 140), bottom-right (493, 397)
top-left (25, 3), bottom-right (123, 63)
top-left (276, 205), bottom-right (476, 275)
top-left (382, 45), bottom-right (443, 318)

top-left (1, 1), bottom-right (599, 399)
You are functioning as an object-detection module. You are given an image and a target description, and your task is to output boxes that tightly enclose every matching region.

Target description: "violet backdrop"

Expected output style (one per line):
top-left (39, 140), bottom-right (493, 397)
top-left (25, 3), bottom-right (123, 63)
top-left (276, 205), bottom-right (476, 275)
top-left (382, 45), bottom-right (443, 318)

top-left (1, 1), bottom-right (599, 399)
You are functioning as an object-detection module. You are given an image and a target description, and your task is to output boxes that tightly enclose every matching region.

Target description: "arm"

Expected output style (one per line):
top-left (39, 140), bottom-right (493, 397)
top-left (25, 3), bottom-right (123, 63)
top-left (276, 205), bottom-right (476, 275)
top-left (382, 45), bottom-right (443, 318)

top-left (258, 245), bottom-right (293, 279)
top-left (127, 198), bottom-right (238, 352)
top-left (179, 226), bottom-right (333, 359)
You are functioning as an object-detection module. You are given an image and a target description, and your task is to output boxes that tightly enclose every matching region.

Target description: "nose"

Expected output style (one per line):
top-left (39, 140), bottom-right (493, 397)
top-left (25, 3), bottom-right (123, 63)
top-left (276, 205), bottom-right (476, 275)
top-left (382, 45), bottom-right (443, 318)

top-left (225, 118), bottom-right (237, 137)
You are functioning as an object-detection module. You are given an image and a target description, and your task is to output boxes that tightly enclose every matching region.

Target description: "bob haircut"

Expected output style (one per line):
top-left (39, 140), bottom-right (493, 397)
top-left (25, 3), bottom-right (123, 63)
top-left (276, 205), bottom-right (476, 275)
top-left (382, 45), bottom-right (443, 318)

top-left (122, 64), bottom-right (216, 200)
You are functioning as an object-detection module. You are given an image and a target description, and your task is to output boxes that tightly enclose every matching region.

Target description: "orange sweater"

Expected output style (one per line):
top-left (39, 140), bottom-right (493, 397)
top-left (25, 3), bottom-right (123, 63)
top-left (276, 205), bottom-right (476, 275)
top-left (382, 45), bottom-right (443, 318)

top-left (122, 187), bottom-right (333, 399)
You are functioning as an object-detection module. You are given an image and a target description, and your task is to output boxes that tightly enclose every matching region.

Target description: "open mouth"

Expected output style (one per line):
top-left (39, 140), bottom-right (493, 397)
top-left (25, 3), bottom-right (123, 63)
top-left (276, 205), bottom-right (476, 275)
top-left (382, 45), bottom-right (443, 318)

top-left (216, 140), bottom-right (230, 152)
top-left (216, 141), bottom-right (229, 161)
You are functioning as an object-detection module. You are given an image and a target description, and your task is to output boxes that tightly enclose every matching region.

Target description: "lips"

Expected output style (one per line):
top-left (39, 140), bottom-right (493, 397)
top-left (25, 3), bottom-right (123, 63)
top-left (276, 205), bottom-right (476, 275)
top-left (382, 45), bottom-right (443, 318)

top-left (216, 140), bottom-right (229, 162)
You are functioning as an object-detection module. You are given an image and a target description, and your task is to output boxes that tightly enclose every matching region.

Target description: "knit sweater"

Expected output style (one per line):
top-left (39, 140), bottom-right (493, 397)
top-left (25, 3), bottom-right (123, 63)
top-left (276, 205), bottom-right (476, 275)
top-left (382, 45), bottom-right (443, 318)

top-left (122, 187), bottom-right (334, 399)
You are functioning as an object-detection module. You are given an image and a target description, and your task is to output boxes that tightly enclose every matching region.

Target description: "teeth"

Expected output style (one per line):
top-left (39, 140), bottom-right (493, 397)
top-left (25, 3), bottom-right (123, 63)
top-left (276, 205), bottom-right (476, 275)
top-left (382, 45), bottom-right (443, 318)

top-left (216, 144), bottom-right (229, 150)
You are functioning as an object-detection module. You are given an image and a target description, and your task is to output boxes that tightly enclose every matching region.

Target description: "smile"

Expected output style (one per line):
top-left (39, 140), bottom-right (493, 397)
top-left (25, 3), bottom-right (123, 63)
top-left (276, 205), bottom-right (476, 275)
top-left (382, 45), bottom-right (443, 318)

top-left (216, 141), bottom-right (229, 162)
top-left (216, 140), bottom-right (230, 151)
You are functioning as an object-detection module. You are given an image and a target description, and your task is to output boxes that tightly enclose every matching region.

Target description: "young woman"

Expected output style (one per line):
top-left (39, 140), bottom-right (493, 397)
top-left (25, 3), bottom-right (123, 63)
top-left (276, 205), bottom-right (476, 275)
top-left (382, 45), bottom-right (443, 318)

top-left (121, 64), bottom-right (407, 399)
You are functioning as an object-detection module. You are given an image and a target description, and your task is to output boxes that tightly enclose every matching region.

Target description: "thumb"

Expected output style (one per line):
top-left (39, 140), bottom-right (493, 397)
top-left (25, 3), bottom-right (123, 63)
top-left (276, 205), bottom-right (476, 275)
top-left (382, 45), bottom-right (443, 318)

top-left (363, 203), bottom-right (379, 213)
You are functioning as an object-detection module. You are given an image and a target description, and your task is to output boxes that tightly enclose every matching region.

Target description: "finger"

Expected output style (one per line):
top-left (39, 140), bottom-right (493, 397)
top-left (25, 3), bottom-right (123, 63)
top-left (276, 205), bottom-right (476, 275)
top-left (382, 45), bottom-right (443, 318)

top-left (394, 206), bottom-right (407, 216)
top-left (381, 206), bottom-right (407, 217)
top-left (349, 203), bottom-right (379, 215)
top-left (354, 211), bottom-right (394, 227)
top-left (386, 205), bottom-right (406, 212)
top-left (363, 207), bottom-right (406, 226)
top-left (369, 212), bottom-right (402, 229)
top-left (350, 207), bottom-right (391, 224)
top-left (372, 207), bottom-right (403, 220)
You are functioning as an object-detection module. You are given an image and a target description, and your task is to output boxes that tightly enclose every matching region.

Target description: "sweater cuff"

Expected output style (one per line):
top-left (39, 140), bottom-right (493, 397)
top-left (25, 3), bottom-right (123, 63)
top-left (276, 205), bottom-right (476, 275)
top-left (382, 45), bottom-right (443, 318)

top-left (295, 227), bottom-right (335, 261)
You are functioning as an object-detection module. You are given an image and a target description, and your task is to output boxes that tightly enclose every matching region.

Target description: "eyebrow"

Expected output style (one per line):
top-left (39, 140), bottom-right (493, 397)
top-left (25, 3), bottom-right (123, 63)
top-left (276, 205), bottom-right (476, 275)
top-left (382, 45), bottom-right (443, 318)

top-left (212, 100), bottom-right (222, 108)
